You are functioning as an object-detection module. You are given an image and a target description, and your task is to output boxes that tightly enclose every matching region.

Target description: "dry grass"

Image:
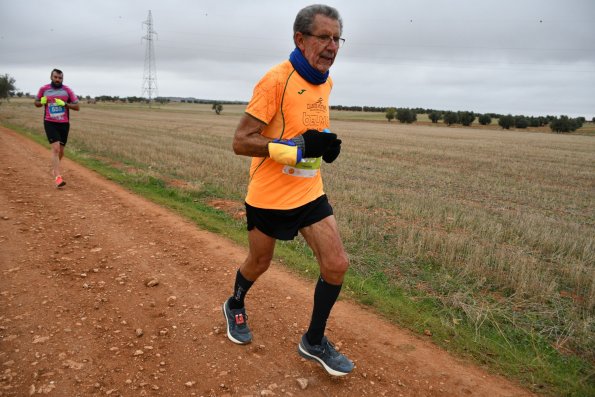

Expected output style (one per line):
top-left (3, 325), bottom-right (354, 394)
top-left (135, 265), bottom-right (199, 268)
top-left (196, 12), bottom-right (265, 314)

top-left (2, 99), bottom-right (594, 358)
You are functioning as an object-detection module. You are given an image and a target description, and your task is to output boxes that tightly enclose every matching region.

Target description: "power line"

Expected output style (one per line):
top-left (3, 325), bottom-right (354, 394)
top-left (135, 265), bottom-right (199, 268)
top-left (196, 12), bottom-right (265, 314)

top-left (141, 10), bottom-right (158, 104)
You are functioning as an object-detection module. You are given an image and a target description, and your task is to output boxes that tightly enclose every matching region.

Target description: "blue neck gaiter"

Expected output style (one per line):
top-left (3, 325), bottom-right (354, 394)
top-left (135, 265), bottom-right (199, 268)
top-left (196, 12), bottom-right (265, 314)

top-left (289, 47), bottom-right (329, 85)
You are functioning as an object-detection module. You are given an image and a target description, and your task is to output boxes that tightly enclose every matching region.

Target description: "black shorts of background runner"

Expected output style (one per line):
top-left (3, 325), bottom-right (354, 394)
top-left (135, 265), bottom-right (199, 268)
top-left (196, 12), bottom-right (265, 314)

top-left (246, 194), bottom-right (333, 240)
top-left (44, 121), bottom-right (70, 146)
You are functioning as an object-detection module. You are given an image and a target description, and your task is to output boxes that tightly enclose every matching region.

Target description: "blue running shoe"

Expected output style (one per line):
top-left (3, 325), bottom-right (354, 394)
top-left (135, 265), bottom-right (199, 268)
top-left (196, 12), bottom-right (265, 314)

top-left (298, 334), bottom-right (354, 376)
top-left (222, 299), bottom-right (252, 344)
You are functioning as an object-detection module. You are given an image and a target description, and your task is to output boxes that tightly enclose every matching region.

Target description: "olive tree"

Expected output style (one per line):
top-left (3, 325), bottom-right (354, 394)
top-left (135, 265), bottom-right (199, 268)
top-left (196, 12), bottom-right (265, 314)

top-left (385, 107), bottom-right (396, 122)
top-left (459, 111), bottom-right (475, 126)
top-left (0, 73), bottom-right (16, 104)
top-left (478, 114), bottom-right (492, 125)
top-left (396, 108), bottom-right (416, 123)
top-left (498, 115), bottom-right (514, 129)
top-left (212, 103), bottom-right (223, 115)
top-left (429, 111), bottom-right (441, 123)
top-left (443, 111), bottom-right (459, 126)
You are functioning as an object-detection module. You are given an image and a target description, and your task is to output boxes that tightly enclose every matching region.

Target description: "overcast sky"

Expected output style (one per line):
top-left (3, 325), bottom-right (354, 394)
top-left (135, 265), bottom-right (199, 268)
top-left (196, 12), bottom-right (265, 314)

top-left (1, 0), bottom-right (594, 117)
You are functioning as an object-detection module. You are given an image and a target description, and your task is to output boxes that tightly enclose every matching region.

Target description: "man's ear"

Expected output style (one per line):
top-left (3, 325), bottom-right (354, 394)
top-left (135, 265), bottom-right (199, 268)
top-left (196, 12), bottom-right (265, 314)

top-left (294, 32), bottom-right (306, 51)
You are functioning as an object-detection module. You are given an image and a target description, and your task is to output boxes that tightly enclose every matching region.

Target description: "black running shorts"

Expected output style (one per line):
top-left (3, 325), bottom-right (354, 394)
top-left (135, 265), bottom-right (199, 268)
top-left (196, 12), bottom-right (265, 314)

top-left (44, 121), bottom-right (70, 145)
top-left (245, 194), bottom-right (333, 241)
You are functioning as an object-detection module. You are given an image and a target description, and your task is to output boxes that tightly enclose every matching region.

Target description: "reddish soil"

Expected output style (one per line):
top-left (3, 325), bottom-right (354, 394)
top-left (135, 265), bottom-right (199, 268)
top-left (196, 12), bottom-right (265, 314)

top-left (0, 126), bottom-right (535, 397)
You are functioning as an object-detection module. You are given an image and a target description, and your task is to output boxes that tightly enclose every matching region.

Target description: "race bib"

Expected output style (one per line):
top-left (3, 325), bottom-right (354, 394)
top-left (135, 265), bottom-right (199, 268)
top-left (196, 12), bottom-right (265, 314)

top-left (48, 103), bottom-right (65, 119)
top-left (282, 157), bottom-right (322, 178)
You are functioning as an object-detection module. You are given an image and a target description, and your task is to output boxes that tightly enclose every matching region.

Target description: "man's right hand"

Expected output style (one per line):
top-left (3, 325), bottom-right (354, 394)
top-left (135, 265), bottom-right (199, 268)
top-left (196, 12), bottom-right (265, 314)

top-left (40, 96), bottom-right (47, 105)
top-left (268, 130), bottom-right (337, 166)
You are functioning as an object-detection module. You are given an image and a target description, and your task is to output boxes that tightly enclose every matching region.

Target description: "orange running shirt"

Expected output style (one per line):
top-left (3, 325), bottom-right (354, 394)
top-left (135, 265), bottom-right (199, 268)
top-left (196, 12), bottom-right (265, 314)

top-left (244, 60), bottom-right (333, 210)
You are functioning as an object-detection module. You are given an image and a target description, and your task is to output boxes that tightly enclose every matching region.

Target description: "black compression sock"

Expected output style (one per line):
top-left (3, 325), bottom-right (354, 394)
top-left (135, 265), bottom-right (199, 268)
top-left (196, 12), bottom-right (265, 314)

top-left (306, 276), bottom-right (342, 346)
top-left (228, 269), bottom-right (254, 310)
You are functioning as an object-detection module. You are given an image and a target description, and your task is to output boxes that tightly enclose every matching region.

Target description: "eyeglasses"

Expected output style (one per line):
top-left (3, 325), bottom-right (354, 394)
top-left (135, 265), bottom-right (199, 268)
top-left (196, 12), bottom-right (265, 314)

top-left (302, 33), bottom-right (346, 48)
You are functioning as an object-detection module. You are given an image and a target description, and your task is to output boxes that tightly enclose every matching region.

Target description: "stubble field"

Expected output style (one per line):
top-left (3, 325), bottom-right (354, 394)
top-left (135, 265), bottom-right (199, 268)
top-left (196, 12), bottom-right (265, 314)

top-left (2, 99), bottom-right (593, 394)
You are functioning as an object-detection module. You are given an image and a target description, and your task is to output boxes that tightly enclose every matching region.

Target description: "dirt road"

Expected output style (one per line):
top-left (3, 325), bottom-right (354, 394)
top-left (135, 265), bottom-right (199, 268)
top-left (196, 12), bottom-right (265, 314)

top-left (0, 127), bottom-right (534, 396)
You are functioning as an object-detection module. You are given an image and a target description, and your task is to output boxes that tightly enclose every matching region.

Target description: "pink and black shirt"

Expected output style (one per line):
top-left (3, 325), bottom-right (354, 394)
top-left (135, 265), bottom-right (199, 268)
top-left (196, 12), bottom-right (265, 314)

top-left (36, 84), bottom-right (79, 123)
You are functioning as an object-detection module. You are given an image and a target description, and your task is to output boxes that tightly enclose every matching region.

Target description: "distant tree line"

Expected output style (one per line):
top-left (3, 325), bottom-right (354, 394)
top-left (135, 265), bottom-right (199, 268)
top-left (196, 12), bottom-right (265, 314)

top-left (92, 95), bottom-right (170, 104)
top-left (332, 105), bottom-right (429, 114)
top-left (377, 106), bottom-right (586, 133)
top-left (180, 98), bottom-right (247, 105)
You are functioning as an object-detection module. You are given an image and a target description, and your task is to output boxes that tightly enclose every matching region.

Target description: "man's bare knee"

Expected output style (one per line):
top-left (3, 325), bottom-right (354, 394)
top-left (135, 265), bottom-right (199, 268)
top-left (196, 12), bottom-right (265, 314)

top-left (241, 255), bottom-right (273, 281)
top-left (321, 255), bottom-right (349, 284)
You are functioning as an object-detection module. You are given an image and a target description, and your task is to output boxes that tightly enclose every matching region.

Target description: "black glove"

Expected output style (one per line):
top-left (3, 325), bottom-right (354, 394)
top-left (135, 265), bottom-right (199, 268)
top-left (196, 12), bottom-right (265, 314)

top-left (297, 129), bottom-right (337, 158)
top-left (268, 129), bottom-right (337, 166)
top-left (322, 138), bottom-right (341, 163)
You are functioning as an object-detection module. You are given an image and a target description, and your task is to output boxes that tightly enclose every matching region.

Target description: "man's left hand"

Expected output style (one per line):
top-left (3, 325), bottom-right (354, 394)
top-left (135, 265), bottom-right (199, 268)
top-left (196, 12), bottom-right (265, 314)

top-left (55, 98), bottom-right (66, 106)
top-left (323, 139), bottom-right (342, 163)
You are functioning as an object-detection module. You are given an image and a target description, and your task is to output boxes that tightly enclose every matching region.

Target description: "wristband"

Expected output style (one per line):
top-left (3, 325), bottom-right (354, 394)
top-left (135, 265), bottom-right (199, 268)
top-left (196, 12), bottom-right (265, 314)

top-left (268, 140), bottom-right (303, 166)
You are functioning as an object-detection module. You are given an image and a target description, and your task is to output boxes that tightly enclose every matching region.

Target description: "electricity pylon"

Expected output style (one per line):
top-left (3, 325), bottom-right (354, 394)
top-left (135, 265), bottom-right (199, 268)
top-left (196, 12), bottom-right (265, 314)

top-left (141, 10), bottom-right (158, 104)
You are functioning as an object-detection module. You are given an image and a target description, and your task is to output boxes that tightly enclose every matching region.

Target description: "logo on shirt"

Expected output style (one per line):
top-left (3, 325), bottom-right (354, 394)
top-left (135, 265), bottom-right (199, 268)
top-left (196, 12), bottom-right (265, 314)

top-left (307, 98), bottom-right (326, 112)
top-left (302, 98), bottom-right (329, 127)
top-left (298, 89), bottom-right (306, 95)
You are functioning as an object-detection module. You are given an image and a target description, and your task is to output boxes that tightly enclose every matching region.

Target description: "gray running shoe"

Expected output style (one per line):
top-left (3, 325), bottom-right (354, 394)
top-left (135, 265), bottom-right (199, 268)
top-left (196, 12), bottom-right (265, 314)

top-left (298, 334), bottom-right (354, 376)
top-left (222, 299), bottom-right (252, 344)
